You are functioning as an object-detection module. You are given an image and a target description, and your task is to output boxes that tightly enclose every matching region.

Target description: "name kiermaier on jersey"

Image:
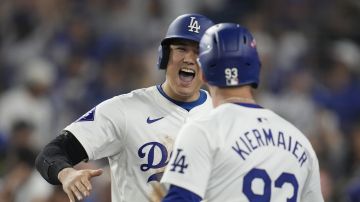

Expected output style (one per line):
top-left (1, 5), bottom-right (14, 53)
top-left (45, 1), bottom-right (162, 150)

top-left (232, 127), bottom-right (308, 167)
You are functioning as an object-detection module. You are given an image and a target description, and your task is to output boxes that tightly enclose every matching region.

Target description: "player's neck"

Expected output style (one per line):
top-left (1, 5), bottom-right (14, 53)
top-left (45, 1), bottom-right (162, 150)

top-left (161, 82), bottom-right (200, 102)
top-left (209, 85), bottom-right (255, 107)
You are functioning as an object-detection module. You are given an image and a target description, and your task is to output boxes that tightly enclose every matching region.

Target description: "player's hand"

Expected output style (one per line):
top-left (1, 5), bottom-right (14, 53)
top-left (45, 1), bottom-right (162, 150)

top-left (58, 167), bottom-right (103, 202)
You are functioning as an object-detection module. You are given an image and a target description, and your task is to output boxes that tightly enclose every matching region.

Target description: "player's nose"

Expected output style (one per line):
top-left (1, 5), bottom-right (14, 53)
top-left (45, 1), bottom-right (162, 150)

top-left (183, 49), bottom-right (198, 65)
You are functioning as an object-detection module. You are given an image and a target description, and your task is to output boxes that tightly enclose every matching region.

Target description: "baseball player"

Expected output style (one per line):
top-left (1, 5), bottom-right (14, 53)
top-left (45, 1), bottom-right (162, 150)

top-left (35, 14), bottom-right (214, 202)
top-left (161, 23), bottom-right (324, 202)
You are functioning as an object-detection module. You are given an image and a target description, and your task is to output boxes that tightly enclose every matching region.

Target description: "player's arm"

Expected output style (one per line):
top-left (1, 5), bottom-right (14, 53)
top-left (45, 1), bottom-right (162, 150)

top-left (161, 122), bottom-right (214, 201)
top-left (35, 130), bottom-right (87, 185)
top-left (35, 130), bottom-right (102, 202)
top-left (162, 185), bottom-right (202, 202)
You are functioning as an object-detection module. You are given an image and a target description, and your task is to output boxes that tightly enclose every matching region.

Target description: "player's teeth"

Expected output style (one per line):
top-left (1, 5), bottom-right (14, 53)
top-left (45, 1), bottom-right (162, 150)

top-left (180, 68), bottom-right (195, 74)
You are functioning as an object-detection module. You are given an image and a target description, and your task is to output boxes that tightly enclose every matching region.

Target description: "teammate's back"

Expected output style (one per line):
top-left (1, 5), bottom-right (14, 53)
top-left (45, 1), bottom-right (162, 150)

top-left (161, 23), bottom-right (323, 202)
top-left (190, 102), bottom-right (321, 201)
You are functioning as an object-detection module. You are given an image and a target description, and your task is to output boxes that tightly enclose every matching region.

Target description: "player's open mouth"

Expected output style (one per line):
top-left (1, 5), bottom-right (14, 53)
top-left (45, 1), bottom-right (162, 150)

top-left (179, 68), bottom-right (195, 82)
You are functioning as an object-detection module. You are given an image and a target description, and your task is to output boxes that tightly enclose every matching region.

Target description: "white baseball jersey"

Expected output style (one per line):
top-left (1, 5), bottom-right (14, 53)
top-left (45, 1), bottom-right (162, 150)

top-left (64, 85), bottom-right (213, 202)
top-left (161, 103), bottom-right (324, 202)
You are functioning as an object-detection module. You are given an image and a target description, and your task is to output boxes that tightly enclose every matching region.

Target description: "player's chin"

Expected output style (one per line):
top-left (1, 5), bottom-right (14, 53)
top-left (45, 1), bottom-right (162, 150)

top-left (176, 81), bottom-right (201, 97)
top-left (176, 78), bottom-right (196, 88)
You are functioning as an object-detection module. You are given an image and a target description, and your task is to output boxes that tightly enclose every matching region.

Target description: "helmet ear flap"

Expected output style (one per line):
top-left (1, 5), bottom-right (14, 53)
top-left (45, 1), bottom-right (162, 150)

top-left (159, 44), bottom-right (170, 69)
top-left (156, 45), bottom-right (163, 69)
top-left (157, 44), bottom-right (170, 69)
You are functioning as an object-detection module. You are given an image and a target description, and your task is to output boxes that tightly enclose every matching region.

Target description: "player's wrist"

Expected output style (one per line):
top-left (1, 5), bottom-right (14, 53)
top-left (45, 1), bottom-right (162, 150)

top-left (57, 166), bottom-right (74, 184)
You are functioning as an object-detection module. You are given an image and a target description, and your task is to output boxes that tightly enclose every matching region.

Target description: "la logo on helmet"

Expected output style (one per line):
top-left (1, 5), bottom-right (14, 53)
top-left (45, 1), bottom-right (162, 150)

top-left (188, 17), bottom-right (200, 33)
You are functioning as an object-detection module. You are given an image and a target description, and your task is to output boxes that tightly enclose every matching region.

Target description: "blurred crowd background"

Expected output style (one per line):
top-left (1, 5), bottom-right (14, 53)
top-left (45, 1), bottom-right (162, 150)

top-left (0, 0), bottom-right (359, 201)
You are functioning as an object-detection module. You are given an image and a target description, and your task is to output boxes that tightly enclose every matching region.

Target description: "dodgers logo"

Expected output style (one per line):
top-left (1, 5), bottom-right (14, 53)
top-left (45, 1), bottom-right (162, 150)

top-left (170, 148), bottom-right (188, 174)
top-left (138, 142), bottom-right (170, 182)
top-left (188, 17), bottom-right (200, 33)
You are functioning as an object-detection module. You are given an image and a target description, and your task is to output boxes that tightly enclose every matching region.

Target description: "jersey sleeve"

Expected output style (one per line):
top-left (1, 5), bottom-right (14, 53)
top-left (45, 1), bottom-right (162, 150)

top-left (162, 185), bottom-right (202, 202)
top-left (161, 122), bottom-right (214, 199)
top-left (64, 97), bottom-right (126, 160)
top-left (301, 150), bottom-right (324, 202)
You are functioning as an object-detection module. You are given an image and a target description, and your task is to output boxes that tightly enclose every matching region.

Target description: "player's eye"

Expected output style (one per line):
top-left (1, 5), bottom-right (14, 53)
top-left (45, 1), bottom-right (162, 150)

top-left (175, 46), bottom-right (186, 52)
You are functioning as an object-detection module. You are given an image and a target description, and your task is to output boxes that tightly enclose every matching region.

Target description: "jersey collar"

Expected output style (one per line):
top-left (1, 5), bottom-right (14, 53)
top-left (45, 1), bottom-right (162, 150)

top-left (156, 84), bottom-right (207, 111)
top-left (232, 102), bottom-right (263, 108)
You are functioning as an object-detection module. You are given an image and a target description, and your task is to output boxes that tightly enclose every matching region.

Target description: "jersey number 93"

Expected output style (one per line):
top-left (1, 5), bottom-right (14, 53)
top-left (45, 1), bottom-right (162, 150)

top-left (243, 168), bottom-right (299, 202)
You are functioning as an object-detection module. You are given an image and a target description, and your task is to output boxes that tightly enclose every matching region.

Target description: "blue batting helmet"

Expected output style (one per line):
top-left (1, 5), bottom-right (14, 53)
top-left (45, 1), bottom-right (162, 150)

top-left (198, 23), bottom-right (261, 88)
top-left (157, 13), bottom-right (214, 69)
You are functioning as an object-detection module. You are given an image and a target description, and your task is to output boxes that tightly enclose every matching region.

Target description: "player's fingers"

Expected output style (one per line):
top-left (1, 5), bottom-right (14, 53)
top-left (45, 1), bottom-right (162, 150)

top-left (81, 177), bottom-right (92, 191)
top-left (70, 184), bottom-right (83, 201)
top-left (64, 189), bottom-right (76, 202)
top-left (89, 169), bottom-right (103, 177)
top-left (75, 181), bottom-right (89, 197)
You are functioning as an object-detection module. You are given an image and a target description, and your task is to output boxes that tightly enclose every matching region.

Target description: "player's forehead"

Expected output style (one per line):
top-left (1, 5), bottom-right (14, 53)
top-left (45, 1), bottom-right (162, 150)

top-left (169, 39), bottom-right (199, 48)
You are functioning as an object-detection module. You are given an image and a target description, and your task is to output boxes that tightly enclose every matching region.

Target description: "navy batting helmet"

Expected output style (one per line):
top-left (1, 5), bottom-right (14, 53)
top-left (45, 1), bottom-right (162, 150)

top-left (157, 13), bottom-right (214, 69)
top-left (198, 23), bottom-right (261, 88)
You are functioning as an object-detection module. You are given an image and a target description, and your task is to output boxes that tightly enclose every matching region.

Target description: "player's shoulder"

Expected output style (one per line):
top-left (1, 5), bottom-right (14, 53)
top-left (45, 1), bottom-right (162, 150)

top-left (194, 103), bottom-right (259, 126)
top-left (117, 86), bottom-right (157, 100)
top-left (180, 105), bottom-right (228, 145)
top-left (103, 86), bottom-right (156, 103)
top-left (94, 86), bottom-right (157, 111)
top-left (268, 109), bottom-right (317, 153)
top-left (209, 103), bottom-right (267, 121)
top-left (185, 105), bottom-right (222, 132)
